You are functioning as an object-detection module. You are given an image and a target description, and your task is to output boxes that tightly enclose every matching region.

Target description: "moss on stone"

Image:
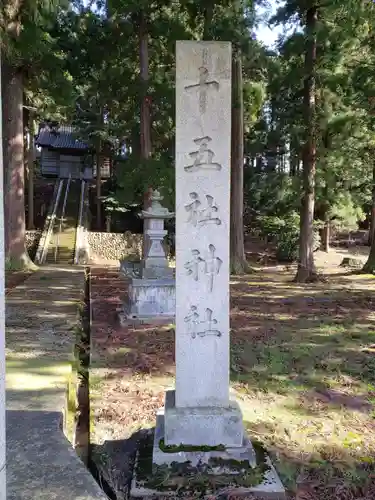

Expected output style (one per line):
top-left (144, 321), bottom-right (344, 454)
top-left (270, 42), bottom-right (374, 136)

top-left (159, 439), bottom-right (226, 453)
top-left (252, 439), bottom-right (268, 467)
top-left (208, 456), bottom-right (252, 471)
top-left (136, 433), bottom-right (271, 496)
top-left (136, 433), bottom-right (154, 480)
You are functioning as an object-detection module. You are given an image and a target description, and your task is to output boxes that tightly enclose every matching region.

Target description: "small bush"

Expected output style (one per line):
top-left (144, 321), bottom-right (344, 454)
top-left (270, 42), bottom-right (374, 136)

top-left (257, 212), bottom-right (321, 262)
top-left (276, 233), bottom-right (299, 262)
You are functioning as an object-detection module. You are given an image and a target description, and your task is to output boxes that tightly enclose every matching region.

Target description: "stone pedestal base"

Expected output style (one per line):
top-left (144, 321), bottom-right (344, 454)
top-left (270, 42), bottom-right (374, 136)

top-left (119, 259), bottom-right (142, 279)
top-left (142, 263), bottom-right (174, 279)
top-left (163, 390), bottom-right (244, 447)
top-left (121, 278), bottom-right (175, 323)
top-left (119, 313), bottom-right (174, 327)
top-left (129, 418), bottom-right (286, 500)
top-left (153, 412), bottom-right (256, 469)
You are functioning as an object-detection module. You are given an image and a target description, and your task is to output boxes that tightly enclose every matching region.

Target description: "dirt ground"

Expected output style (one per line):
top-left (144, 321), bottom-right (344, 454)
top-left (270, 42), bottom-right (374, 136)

top-left (89, 245), bottom-right (375, 499)
top-left (6, 270), bottom-right (32, 294)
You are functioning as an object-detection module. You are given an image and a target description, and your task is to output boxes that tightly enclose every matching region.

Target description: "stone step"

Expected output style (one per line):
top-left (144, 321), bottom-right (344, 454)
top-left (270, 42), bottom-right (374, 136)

top-left (45, 179), bottom-right (80, 264)
top-left (7, 411), bottom-right (108, 500)
top-left (6, 265), bottom-right (108, 500)
top-left (46, 232), bottom-right (76, 264)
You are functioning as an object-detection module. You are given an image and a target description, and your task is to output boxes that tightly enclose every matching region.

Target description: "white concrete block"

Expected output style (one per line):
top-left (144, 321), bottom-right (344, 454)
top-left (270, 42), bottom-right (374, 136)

top-left (154, 410), bottom-right (255, 467)
top-left (163, 390), bottom-right (244, 447)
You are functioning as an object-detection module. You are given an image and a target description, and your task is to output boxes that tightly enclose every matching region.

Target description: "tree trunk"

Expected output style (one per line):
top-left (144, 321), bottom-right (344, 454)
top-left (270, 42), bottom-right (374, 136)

top-left (2, 63), bottom-right (33, 269)
top-left (0, 47), bottom-right (6, 500)
top-left (255, 155), bottom-right (263, 172)
top-left (105, 214), bottom-right (111, 232)
top-left (363, 161), bottom-right (375, 272)
top-left (139, 10), bottom-right (152, 258)
top-left (368, 160), bottom-right (375, 246)
top-left (27, 111), bottom-right (35, 230)
top-left (321, 219), bottom-right (330, 252)
top-left (363, 235), bottom-right (375, 273)
top-left (294, 5), bottom-right (318, 283)
top-left (320, 183), bottom-right (330, 253)
top-left (96, 140), bottom-right (102, 230)
top-left (290, 136), bottom-right (299, 177)
top-left (203, 2), bottom-right (214, 40)
top-left (230, 52), bottom-right (249, 275)
top-left (139, 11), bottom-right (151, 161)
top-left (290, 154), bottom-right (297, 176)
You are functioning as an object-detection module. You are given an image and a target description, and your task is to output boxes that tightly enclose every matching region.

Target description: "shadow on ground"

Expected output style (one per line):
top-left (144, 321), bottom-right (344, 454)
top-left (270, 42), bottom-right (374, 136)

top-left (90, 429), bottom-right (146, 500)
top-left (88, 265), bottom-right (375, 499)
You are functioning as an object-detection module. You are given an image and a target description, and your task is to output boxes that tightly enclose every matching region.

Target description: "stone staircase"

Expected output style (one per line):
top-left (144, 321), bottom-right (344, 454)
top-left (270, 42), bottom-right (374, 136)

top-left (47, 226), bottom-right (77, 264)
top-left (46, 180), bottom-right (81, 265)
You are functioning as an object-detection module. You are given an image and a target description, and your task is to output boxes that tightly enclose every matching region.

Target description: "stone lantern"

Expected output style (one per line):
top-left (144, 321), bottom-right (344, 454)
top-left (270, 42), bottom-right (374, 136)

top-left (141, 190), bottom-right (174, 279)
top-left (119, 189), bottom-right (175, 325)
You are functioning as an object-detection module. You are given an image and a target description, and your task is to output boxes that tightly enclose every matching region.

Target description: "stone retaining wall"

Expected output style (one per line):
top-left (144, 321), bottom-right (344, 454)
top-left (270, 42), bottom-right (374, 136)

top-left (26, 230), bottom-right (42, 260)
top-left (88, 231), bottom-right (142, 261)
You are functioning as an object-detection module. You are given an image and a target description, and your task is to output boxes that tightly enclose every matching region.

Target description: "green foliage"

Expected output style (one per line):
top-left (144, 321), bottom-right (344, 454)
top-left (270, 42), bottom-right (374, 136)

top-left (47, 0), bottom-right (263, 210)
top-left (244, 170), bottom-right (300, 225)
top-left (1, 0), bottom-right (76, 122)
top-left (101, 195), bottom-right (130, 215)
top-left (11, 0), bottom-right (375, 260)
top-left (258, 212), bottom-right (321, 262)
top-left (113, 156), bottom-right (174, 208)
top-left (240, 0), bottom-right (375, 269)
top-left (329, 192), bottom-right (366, 232)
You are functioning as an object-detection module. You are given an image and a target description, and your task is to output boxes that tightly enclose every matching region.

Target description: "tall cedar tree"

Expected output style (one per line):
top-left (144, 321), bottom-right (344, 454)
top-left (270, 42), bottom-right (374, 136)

top-left (294, 3), bottom-right (318, 282)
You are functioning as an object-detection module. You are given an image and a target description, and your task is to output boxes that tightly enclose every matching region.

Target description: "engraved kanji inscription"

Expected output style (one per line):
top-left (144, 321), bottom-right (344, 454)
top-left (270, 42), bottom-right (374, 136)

top-left (184, 48), bottom-right (219, 113)
top-left (184, 136), bottom-right (222, 173)
top-left (184, 249), bottom-right (204, 281)
top-left (184, 306), bottom-right (222, 339)
top-left (205, 244), bottom-right (223, 292)
top-left (184, 244), bottom-right (222, 292)
top-left (185, 192), bottom-right (221, 227)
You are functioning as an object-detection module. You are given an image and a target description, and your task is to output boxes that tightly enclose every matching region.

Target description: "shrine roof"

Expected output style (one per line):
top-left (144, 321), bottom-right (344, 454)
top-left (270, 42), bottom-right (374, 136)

top-left (36, 125), bottom-right (88, 151)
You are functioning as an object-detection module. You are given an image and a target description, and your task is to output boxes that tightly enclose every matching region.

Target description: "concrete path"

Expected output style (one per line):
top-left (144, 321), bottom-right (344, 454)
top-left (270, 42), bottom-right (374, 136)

top-left (6, 265), bottom-right (107, 499)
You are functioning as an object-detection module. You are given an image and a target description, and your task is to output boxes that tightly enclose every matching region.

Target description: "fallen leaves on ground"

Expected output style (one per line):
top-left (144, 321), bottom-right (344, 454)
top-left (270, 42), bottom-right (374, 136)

top-left (6, 270), bottom-right (31, 294)
top-left (89, 250), bottom-right (375, 500)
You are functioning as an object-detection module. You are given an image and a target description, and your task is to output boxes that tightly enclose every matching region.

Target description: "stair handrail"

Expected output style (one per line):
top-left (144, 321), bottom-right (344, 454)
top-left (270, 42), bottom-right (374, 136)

top-left (35, 178), bottom-right (64, 264)
top-left (55, 174), bottom-right (71, 262)
top-left (74, 179), bottom-right (86, 264)
top-left (82, 184), bottom-right (90, 263)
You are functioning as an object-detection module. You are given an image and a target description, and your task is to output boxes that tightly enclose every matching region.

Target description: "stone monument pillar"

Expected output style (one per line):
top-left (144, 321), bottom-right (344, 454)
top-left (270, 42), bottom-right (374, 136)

top-left (132, 41), bottom-right (285, 500)
top-left (133, 41), bottom-right (285, 499)
top-left (160, 40), bottom-right (245, 449)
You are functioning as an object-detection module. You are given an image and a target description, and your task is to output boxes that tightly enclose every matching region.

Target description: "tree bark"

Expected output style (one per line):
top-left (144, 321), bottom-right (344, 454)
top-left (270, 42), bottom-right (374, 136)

top-left (0, 47), bottom-right (6, 500)
top-left (203, 2), bottom-right (214, 40)
top-left (368, 160), bottom-right (375, 246)
top-left (27, 111), bottom-right (35, 230)
top-left (139, 11), bottom-right (151, 161)
top-left (363, 236), bottom-right (375, 273)
top-left (321, 219), bottom-right (330, 252)
top-left (2, 62), bottom-right (33, 269)
top-left (105, 214), bottom-right (111, 232)
top-left (320, 183), bottom-right (330, 252)
top-left (290, 136), bottom-right (300, 177)
top-left (255, 155), bottom-right (263, 172)
top-left (139, 10), bottom-right (152, 258)
top-left (230, 52), bottom-right (249, 275)
top-left (96, 139), bottom-right (102, 230)
top-left (363, 160), bottom-right (375, 272)
top-left (294, 5), bottom-right (318, 283)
